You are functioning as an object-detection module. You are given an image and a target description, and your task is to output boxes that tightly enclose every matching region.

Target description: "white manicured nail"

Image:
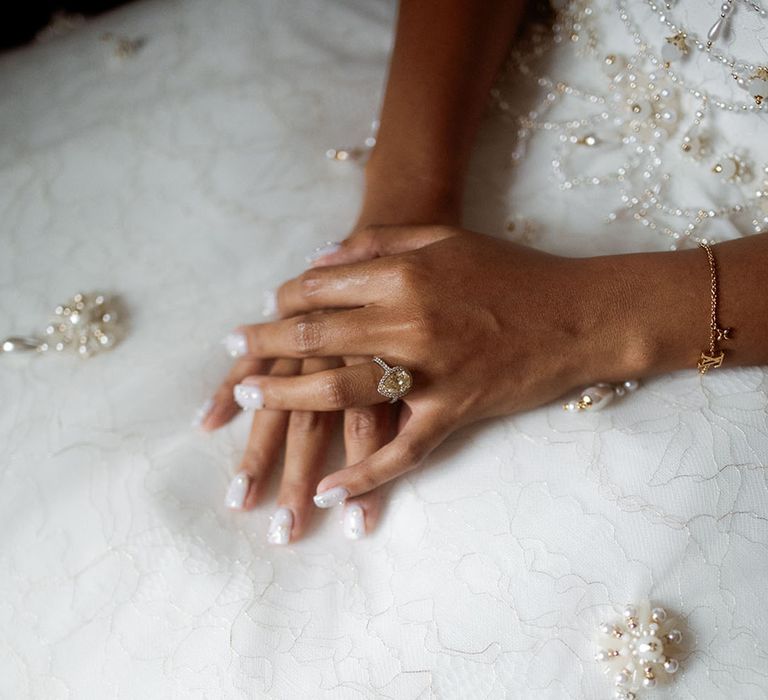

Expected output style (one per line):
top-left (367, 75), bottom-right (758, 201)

top-left (225, 472), bottom-right (249, 509)
top-left (313, 486), bottom-right (349, 508)
top-left (261, 289), bottom-right (277, 320)
top-left (342, 503), bottom-right (366, 540)
top-left (266, 507), bottom-right (293, 545)
top-left (222, 331), bottom-right (247, 358)
top-left (234, 383), bottom-right (264, 410)
top-left (305, 241), bottom-right (342, 264)
top-left (191, 398), bottom-right (214, 428)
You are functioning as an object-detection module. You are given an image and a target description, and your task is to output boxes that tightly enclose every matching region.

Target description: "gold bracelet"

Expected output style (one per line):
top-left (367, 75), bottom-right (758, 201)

top-left (697, 242), bottom-right (733, 374)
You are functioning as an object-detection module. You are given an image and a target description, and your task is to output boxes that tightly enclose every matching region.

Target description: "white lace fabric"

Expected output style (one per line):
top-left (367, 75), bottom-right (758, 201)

top-left (0, 1), bottom-right (767, 698)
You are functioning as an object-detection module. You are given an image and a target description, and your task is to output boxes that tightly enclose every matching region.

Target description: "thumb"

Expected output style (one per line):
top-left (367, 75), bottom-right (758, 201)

top-left (311, 225), bottom-right (459, 268)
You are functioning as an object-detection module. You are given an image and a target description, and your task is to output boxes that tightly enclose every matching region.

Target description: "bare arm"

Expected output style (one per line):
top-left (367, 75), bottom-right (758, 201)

top-left (355, 0), bottom-right (526, 228)
top-left (589, 232), bottom-right (768, 379)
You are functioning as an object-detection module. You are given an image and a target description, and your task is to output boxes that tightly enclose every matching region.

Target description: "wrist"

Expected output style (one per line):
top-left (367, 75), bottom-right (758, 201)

top-left (358, 149), bottom-right (463, 228)
top-left (577, 247), bottom-right (709, 383)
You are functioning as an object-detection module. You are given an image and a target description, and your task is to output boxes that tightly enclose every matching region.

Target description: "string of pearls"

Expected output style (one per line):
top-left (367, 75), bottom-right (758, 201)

top-left (634, 0), bottom-right (768, 109)
top-left (494, 0), bottom-right (768, 249)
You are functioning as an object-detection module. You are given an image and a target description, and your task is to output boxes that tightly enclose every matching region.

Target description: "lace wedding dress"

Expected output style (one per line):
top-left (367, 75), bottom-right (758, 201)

top-left (0, 0), bottom-right (766, 698)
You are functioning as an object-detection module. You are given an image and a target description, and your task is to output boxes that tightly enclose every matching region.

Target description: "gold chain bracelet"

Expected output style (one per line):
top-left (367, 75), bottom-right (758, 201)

top-left (697, 242), bottom-right (733, 374)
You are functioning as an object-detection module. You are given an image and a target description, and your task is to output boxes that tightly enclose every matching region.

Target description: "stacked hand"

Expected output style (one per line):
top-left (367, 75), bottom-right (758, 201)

top-left (199, 223), bottom-right (641, 543)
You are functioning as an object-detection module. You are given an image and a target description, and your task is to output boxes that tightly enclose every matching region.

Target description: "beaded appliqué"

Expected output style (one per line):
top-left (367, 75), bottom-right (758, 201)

top-left (493, 0), bottom-right (768, 249)
top-left (596, 602), bottom-right (684, 699)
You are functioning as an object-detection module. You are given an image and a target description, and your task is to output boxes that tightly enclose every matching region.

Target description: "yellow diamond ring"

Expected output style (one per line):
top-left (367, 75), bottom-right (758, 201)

top-left (372, 356), bottom-right (413, 403)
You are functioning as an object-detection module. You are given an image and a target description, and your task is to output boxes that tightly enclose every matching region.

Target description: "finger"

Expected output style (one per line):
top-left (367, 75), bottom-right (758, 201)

top-left (238, 308), bottom-right (388, 359)
top-left (310, 224), bottom-right (459, 268)
top-left (313, 408), bottom-right (453, 504)
top-left (340, 370), bottom-right (394, 539)
top-left (276, 259), bottom-right (385, 318)
top-left (234, 359), bottom-right (399, 412)
top-left (267, 357), bottom-right (340, 545)
top-left (196, 355), bottom-right (271, 431)
top-left (224, 358), bottom-right (300, 511)
top-left (341, 491), bottom-right (383, 540)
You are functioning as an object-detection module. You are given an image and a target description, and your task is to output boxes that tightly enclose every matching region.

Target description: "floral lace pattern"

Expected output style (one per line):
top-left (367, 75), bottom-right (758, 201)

top-left (0, 0), bottom-right (766, 698)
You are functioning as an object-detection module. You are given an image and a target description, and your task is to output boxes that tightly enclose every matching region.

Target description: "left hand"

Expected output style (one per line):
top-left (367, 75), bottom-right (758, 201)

top-left (230, 225), bottom-right (638, 501)
top-left (200, 168), bottom-right (462, 542)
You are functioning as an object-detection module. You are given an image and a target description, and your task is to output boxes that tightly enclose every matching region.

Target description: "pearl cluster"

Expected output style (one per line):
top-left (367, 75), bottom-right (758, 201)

top-left (1, 292), bottom-right (121, 358)
top-left (44, 292), bottom-right (120, 357)
top-left (596, 602), bottom-right (683, 698)
top-left (493, 0), bottom-right (768, 249)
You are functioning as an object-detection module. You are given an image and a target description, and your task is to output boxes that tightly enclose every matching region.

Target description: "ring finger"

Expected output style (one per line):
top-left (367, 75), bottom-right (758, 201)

top-left (338, 357), bottom-right (394, 540)
top-left (233, 359), bottom-right (416, 412)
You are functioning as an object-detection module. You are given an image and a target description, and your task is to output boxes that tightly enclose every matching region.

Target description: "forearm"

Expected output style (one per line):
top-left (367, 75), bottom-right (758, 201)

top-left (359, 0), bottom-right (526, 225)
top-left (586, 233), bottom-right (768, 382)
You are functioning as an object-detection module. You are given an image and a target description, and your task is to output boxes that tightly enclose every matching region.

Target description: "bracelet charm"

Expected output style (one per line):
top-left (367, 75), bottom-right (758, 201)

top-left (697, 242), bottom-right (732, 374)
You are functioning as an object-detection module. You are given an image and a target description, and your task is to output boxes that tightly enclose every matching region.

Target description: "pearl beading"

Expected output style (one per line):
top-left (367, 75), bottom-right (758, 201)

top-left (596, 602), bottom-right (683, 699)
top-left (494, 0), bottom-right (768, 248)
top-left (621, 0), bottom-right (768, 112)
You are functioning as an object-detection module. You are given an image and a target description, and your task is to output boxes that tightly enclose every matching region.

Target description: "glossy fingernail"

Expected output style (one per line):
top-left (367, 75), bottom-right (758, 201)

top-left (342, 503), bottom-right (366, 540)
top-left (266, 507), bottom-right (293, 545)
top-left (305, 241), bottom-right (342, 265)
top-left (313, 486), bottom-right (349, 508)
top-left (234, 383), bottom-right (264, 410)
top-left (225, 472), bottom-right (249, 509)
top-left (261, 289), bottom-right (277, 320)
top-left (191, 398), bottom-right (214, 428)
top-left (222, 331), bottom-right (247, 358)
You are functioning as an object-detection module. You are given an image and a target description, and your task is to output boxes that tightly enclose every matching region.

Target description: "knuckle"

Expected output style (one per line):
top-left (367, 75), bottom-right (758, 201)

top-left (345, 408), bottom-right (380, 441)
top-left (320, 374), bottom-right (352, 409)
top-left (353, 466), bottom-right (378, 493)
top-left (394, 257), bottom-right (422, 288)
top-left (398, 439), bottom-right (422, 468)
top-left (278, 476), bottom-right (313, 499)
top-left (291, 316), bottom-right (325, 355)
top-left (288, 410), bottom-right (321, 433)
top-left (242, 446), bottom-right (272, 474)
top-left (298, 270), bottom-right (323, 299)
top-left (356, 226), bottom-right (380, 251)
top-left (407, 306), bottom-right (440, 345)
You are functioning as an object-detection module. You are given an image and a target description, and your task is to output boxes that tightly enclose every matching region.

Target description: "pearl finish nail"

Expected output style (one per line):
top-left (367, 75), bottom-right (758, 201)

top-left (191, 398), bottom-right (214, 428)
top-left (234, 383), bottom-right (264, 410)
top-left (313, 486), bottom-right (349, 508)
top-left (266, 507), bottom-right (293, 545)
top-left (342, 503), bottom-right (365, 540)
top-left (222, 331), bottom-right (247, 358)
top-left (225, 472), bottom-right (249, 509)
top-left (305, 241), bottom-right (341, 264)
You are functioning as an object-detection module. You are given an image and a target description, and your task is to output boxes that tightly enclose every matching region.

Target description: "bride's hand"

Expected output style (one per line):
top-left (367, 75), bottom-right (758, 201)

top-left (198, 201), bottom-right (460, 543)
top-left (230, 225), bottom-right (649, 501)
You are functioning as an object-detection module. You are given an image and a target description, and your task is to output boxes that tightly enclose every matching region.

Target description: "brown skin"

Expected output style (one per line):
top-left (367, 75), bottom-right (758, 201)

top-left (202, 0), bottom-right (526, 542)
top-left (235, 227), bottom-right (768, 501)
top-left (209, 0), bottom-right (768, 539)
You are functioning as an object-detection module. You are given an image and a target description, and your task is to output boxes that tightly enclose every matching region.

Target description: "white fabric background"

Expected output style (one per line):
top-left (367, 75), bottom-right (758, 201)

top-left (1, 1), bottom-right (767, 698)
